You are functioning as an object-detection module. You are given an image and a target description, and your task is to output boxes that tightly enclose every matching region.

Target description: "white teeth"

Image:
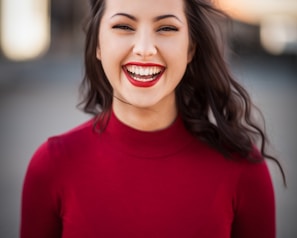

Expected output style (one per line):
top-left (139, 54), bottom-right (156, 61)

top-left (133, 77), bottom-right (155, 82)
top-left (126, 65), bottom-right (163, 76)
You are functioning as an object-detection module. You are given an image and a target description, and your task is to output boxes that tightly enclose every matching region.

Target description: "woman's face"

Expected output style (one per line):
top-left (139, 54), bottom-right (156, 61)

top-left (97, 0), bottom-right (194, 111)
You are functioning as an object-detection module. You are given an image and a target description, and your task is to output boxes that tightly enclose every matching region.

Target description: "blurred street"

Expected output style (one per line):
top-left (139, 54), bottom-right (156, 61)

top-left (0, 48), bottom-right (296, 238)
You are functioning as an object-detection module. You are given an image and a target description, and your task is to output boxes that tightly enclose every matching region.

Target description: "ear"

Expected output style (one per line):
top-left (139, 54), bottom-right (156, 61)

top-left (187, 43), bottom-right (196, 63)
top-left (96, 46), bottom-right (101, 60)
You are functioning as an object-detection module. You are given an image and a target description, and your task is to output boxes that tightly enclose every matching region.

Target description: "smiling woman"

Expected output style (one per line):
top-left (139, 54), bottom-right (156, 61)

top-left (20, 0), bottom-right (285, 237)
top-left (95, 0), bottom-right (193, 128)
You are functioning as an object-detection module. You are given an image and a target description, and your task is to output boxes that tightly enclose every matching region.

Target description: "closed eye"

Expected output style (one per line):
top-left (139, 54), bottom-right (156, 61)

top-left (158, 26), bottom-right (178, 32)
top-left (112, 24), bottom-right (134, 31)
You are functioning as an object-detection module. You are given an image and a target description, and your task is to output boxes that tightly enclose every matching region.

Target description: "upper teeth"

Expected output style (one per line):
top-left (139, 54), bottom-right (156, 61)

top-left (126, 65), bottom-right (162, 76)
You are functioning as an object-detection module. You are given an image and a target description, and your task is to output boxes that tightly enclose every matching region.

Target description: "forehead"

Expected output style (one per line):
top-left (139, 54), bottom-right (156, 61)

top-left (103, 0), bottom-right (186, 18)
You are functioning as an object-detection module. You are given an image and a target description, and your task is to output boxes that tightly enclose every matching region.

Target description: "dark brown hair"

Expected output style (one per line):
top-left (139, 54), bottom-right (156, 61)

top-left (80, 0), bottom-right (286, 184)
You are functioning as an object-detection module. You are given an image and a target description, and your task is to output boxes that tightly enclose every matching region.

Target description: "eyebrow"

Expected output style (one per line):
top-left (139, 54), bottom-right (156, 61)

top-left (111, 13), bottom-right (183, 23)
top-left (111, 13), bottom-right (136, 21)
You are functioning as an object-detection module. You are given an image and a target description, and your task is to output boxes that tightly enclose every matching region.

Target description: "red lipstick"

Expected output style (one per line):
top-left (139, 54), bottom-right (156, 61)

top-left (123, 62), bottom-right (165, 88)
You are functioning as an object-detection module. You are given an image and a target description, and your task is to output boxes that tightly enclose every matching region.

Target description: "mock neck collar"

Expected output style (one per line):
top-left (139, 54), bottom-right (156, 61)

top-left (104, 111), bottom-right (195, 158)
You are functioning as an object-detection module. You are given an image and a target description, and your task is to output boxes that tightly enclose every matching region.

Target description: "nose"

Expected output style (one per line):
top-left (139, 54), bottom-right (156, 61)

top-left (132, 30), bottom-right (157, 58)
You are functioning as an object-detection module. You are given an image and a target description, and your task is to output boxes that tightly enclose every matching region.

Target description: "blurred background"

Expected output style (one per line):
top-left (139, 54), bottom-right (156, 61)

top-left (0, 0), bottom-right (296, 237)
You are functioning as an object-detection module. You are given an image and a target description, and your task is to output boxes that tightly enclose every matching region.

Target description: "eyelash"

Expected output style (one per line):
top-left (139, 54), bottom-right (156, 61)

top-left (158, 26), bottom-right (178, 32)
top-left (112, 25), bottom-right (134, 31)
top-left (112, 25), bottom-right (178, 32)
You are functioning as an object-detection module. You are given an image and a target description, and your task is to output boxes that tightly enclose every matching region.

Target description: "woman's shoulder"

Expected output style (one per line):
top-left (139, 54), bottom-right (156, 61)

top-left (28, 118), bottom-right (98, 169)
top-left (48, 118), bottom-right (96, 146)
top-left (199, 142), bottom-right (272, 183)
top-left (224, 147), bottom-right (274, 198)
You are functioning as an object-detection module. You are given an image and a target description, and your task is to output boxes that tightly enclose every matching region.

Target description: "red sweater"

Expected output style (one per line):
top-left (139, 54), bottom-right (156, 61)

top-left (21, 112), bottom-right (275, 238)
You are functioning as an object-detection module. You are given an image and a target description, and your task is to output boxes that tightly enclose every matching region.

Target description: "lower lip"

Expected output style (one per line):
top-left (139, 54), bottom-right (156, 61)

top-left (123, 68), bottom-right (163, 88)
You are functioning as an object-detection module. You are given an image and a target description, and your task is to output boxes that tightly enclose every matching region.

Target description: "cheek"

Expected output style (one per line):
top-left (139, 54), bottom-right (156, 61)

top-left (160, 36), bottom-right (190, 59)
top-left (100, 39), bottom-right (131, 66)
top-left (164, 48), bottom-right (189, 81)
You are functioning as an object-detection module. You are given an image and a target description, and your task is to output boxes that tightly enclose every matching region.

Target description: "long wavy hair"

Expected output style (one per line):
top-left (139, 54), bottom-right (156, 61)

top-left (80, 0), bottom-right (286, 184)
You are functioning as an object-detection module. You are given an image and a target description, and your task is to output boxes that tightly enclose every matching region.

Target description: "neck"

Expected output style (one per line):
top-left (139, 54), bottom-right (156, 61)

top-left (112, 99), bottom-right (178, 132)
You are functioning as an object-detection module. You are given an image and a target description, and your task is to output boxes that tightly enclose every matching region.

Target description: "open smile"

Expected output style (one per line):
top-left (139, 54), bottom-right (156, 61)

top-left (123, 63), bottom-right (165, 87)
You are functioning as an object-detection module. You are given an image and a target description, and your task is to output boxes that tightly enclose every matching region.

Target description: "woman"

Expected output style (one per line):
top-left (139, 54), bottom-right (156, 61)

top-left (21, 0), bottom-right (285, 237)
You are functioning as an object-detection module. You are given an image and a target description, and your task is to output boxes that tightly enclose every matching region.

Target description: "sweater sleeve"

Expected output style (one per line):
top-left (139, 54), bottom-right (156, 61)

top-left (21, 141), bottom-right (62, 238)
top-left (231, 161), bottom-right (276, 238)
